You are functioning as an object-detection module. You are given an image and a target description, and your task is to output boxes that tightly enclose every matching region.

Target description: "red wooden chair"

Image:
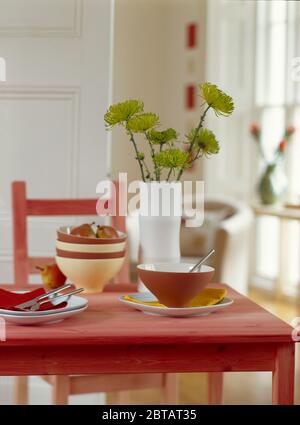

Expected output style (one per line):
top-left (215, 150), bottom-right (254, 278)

top-left (9, 181), bottom-right (177, 405)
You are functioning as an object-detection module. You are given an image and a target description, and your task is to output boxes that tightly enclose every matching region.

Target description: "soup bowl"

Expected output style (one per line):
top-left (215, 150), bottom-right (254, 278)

top-left (137, 263), bottom-right (214, 308)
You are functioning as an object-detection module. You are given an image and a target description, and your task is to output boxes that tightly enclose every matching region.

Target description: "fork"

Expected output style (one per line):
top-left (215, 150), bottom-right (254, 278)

top-left (13, 283), bottom-right (72, 310)
top-left (23, 288), bottom-right (84, 312)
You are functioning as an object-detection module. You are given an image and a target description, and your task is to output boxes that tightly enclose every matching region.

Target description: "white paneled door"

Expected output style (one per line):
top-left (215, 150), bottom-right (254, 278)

top-left (0, 0), bottom-right (113, 282)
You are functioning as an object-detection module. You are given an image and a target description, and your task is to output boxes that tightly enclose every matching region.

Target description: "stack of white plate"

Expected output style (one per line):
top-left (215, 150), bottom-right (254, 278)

top-left (0, 295), bottom-right (88, 325)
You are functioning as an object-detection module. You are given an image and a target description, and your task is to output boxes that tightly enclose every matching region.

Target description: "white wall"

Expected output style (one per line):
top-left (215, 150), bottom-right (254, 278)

top-left (110, 0), bottom-right (207, 184)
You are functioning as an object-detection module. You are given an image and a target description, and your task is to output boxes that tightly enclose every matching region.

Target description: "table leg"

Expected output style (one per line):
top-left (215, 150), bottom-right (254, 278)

top-left (53, 375), bottom-right (70, 405)
top-left (13, 376), bottom-right (29, 405)
top-left (208, 372), bottom-right (224, 405)
top-left (162, 373), bottom-right (178, 404)
top-left (272, 343), bottom-right (295, 405)
top-left (111, 391), bottom-right (131, 404)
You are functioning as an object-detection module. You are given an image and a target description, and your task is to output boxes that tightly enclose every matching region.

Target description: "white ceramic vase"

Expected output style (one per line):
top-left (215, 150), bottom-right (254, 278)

top-left (138, 181), bottom-right (182, 291)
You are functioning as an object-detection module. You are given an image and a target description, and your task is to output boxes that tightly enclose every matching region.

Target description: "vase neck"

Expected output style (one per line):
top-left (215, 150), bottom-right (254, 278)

top-left (266, 163), bottom-right (276, 173)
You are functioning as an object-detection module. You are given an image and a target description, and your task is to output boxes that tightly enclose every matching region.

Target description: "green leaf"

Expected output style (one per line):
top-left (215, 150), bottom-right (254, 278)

top-left (147, 128), bottom-right (178, 145)
top-left (136, 152), bottom-right (145, 160)
top-left (104, 100), bottom-right (144, 128)
top-left (127, 113), bottom-right (160, 133)
top-left (200, 83), bottom-right (234, 117)
top-left (187, 127), bottom-right (220, 155)
top-left (154, 149), bottom-right (189, 169)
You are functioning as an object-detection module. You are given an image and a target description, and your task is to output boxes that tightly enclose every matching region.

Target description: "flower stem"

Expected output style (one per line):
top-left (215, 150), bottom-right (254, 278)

top-left (145, 132), bottom-right (160, 181)
top-left (142, 158), bottom-right (152, 180)
top-left (176, 105), bottom-right (211, 181)
top-left (129, 130), bottom-right (146, 182)
top-left (255, 139), bottom-right (268, 165)
top-left (167, 167), bottom-right (173, 181)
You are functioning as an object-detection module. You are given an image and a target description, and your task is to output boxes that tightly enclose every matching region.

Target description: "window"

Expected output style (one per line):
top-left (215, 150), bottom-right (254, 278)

top-left (254, 0), bottom-right (300, 295)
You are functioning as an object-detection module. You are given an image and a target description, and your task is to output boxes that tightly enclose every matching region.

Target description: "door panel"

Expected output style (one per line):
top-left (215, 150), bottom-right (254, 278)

top-left (0, 0), bottom-right (112, 282)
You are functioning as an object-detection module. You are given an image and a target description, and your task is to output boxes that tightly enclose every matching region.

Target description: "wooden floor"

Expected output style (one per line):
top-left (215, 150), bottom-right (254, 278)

top-left (108, 290), bottom-right (300, 404)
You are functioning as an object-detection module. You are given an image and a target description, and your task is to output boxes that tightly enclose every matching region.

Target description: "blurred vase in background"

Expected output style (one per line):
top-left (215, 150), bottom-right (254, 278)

top-left (258, 163), bottom-right (288, 205)
top-left (250, 122), bottom-right (295, 205)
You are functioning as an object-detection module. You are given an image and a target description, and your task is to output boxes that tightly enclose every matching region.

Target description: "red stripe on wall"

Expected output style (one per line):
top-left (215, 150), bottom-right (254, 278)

top-left (187, 23), bottom-right (197, 48)
top-left (186, 85), bottom-right (196, 109)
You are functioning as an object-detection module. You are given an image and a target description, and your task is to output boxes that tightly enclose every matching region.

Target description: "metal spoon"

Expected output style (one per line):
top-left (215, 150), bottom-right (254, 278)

top-left (189, 249), bottom-right (215, 273)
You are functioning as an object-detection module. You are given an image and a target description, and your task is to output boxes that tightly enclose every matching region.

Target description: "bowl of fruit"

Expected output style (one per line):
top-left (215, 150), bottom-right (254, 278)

top-left (55, 223), bottom-right (126, 293)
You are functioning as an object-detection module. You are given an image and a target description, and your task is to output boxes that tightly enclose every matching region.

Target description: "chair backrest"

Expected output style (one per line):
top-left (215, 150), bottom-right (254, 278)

top-left (11, 181), bottom-right (130, 290)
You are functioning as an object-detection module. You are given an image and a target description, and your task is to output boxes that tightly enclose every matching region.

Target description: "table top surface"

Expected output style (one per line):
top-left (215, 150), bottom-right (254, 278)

top-left (2, 283), bottom-right (294, 348)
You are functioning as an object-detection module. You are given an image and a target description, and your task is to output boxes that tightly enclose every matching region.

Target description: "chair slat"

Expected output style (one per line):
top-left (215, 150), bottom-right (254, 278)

top-left (27, 199), bottom-right (97, 216)
top-left (12, 181), bottom-right (29, 289)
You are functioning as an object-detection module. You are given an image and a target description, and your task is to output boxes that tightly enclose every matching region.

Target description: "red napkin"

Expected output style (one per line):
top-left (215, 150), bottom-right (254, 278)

top-left (0, 288), bottom-right (67, 312)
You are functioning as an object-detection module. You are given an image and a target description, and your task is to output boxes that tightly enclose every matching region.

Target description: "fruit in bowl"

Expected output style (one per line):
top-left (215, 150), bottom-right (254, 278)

top-left (70, 223), bottom-right (119, 239)
top-left (57, 224), bottom-right (126, 245)
top-left (70, 223), bottom-right (97, 238)
top-left (36, 263), bottom-right (66, 290)
top-left (137, 263), bottom-right (214, 308)
top-left (96, 225), bottom-right (119, 239)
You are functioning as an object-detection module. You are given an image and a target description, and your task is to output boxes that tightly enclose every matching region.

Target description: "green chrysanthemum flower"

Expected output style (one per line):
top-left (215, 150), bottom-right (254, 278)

top-left (154, 149), bottom-right (189, 169)
top-left (104, 100), bottom-right (144, 128)
top-left (200, 83), bottom-right (234, 117)
top-left (187, 127), bottom-right (220, 156)
top-left (127, 113), bottom-right (160, 133)
top-left (147, 128), bottom-right (178, 145)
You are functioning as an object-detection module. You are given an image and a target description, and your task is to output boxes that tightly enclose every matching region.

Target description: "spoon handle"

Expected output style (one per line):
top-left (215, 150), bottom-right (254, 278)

top-left (189, 249), bottom-right (215, 273)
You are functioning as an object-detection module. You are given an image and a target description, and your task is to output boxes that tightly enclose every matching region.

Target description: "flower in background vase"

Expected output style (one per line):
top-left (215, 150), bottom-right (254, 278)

top-left (278, 139), bottom-right (288, 153)
top-left (249, 123), bottom-right (296, 164)
top-left (250, 122), bottom-right (261, 138)
top-left (249, 122), bottom-right (296, 205)
top-left (286, 125), bottom-right (296, 136)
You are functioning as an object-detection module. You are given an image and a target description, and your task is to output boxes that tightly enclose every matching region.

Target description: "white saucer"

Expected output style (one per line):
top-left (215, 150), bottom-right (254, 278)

top-left (0, 295), bottom-right (88, 317)
top-left (0, 296), bottom-right (88, 325)
top-left (119, 292), bottom-right (233, 317)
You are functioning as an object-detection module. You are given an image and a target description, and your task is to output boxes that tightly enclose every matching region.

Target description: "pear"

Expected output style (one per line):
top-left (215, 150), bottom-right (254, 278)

top-left (70, 223), bottom-right (96, 238)
top-left (96, 225), bottom-right (119, 239)
top-left (36, 263), bottom-right (66, 290)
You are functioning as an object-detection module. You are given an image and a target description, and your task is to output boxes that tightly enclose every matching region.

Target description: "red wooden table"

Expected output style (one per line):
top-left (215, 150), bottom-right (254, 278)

top-left (0, 284), bottom-right (296, 404)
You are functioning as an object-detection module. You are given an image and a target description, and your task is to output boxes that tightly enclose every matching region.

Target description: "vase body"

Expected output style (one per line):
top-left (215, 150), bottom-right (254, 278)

top-left (258, 163), bottom-right (288, 205)
top-left (139, 181), bottom-right (182, 265)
